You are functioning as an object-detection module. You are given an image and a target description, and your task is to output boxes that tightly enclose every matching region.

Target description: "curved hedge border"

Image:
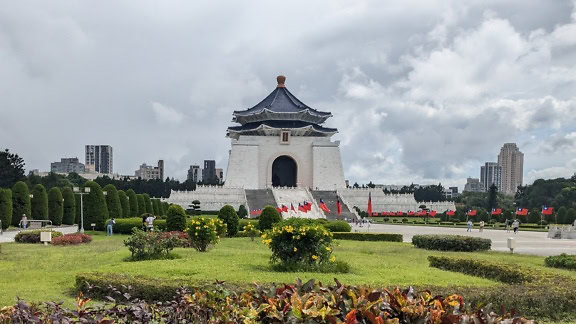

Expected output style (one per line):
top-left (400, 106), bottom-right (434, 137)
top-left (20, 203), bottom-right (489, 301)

top-left (112, 218), bottom-right (167, 234)
top-left (545, 253), bottom-right (576, 271)
top-left (428, 256), bottom-right (534, 284)
top-left (15, 230), bottom-right (63, 244)
top-left (332, 232), bottom-right (402, 242)
top-left (412, 235), bottom-right (491, 252)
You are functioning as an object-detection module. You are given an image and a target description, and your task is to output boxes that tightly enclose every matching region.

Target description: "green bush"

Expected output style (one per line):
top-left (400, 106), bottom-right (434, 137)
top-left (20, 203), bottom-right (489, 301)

top-left (123, 228), bottom-right (183, 261)
top-left (218, 205), bottom-right (239, 237)
top-left (545, 254), bottom-right (576, 271)
top-left (0, 188), bottom-right (13, 230)
top-left (31, 184), bottom-right (48, 220)
top-left (527, 209), bottom-right (541, 224)
top-left (126, 189), bottom-right (138, 217)
top-left (143, 194), bottom-right (153, 214)
top-left (136, 194), bottom-right (145, 217)
top-left (412, 235), bottom-right (491, 252)
top-left (238, 219), bottom-right (259, 231)
top-left (83, 181), bottom-right (109, 231)
top-left (332, 232), bottom-right (403, 242)
top-left (166, 205), bottom-right (187, 232)
top-left (47, 187), bottom-right (63, 226)
top-left (117, 190), bottom-right (130, 219)
top-left (567, 208), bottom-right (576, 225)
top-left (62, 187), bottom-right (76, 225)
top-left (239, 222), bottom-right (260, 241)
top-left (258, 205), bottom-right (281, 231)
top-left (187, 217), bottom-right (226, 252)
top-left (113, 218), bottom-right (166, 234)
top-left (103, 184), bottom-right (122, 219)
top-left (15, 230), bottom-right (63, 244)
top-left (428, 256), bottom-right (533, 284)
top-left (11, 181), bottom-right (31, 227)
top-left (322, 221), bottom-right (351, 232)
top-left (237, 205), bottom-right (248, 219)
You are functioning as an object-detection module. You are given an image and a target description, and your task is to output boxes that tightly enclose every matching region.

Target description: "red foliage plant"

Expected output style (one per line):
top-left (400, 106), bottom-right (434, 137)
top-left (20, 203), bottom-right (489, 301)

top-left (52, 233), bottom-right (92, 246)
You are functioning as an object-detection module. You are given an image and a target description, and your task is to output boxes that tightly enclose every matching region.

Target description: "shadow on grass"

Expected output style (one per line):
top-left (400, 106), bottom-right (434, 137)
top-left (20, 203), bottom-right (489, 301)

top-left (243, 261), bottom-right (352, 274)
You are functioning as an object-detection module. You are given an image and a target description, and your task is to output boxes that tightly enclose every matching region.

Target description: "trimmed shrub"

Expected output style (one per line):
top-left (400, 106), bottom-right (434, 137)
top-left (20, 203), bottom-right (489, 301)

top-left (332, 232), bottom-right (403, 242)
top-left (136, 194), bottom-right (146, 217)
top-left (322, 221), bottom-right (351, 232)
top-left (103, 184), bottom-right (122, 219)
top-left (62, 187), bottom-right (76, 225)
top-left (166, 205), bottom-right (187, 232)
top-left (412, 235), bottom-right (491, 252)
top-left (545, 253), bottom-right (576, 271)
top-left (118, 190), bottom-right (130, 219)
top-left (218, 205), bottom-right (239, 237)
top-left (15, 230), bottom-right (63, 243)
top-left (527, 209), bottom-right (541, 224)
top-left (428, 256), bottom-right (533, 284)
top-left (0, 188), bottom-right (13, 230)
top-left (47, 187), bottom-right (63, 226)
top-left (143, 194), bottom-right (153, 214)
top-left (187, 217), bottom-right (225, 252)
top-left (11, 181), bottom-right (31, 227)
top-left (113, 218), bottom-right (166, 234)
top-left (258, 205), bottom-right (281, 231)
top-left (31, 184), bottom-right (48, 220)
top-left (567, 208), bottom-right (576, 225)
top-left (239, 223), bottom-right (260, 241)
top-left (238, 205), bottom-right (248, 219)
top-left (238, 219), bottom-right (259, 231)
top-left (53, 233), bottom-right (93, 246)
top-left (124, 229), bottom-right (183, 261)
top-left (126, 189), bottom-right (138, 217)
top-left (83, 181), bottom-right (109, 231)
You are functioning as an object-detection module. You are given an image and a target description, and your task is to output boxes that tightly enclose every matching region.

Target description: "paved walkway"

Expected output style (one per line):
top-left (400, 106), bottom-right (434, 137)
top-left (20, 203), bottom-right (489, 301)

top-left (0, 226), bottom-right (79, 243)
top-left (352, 223), bottom-right (576, 256)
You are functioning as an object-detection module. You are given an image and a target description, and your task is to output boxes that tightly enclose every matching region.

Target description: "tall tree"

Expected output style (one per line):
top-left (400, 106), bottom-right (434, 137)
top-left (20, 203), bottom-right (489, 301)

top-left (487, 184), bottom-right (498, 209)
top-left (0, 188), bottom-right (13, 230)
top-left (62, 187), bottom-right (76, 225)
top-left (0, 149), bottom-right (25, 188)
top-left (136, 194), bottom-right (146, 217)
top-left (31, 184), bottom-right (48, 220)
top-left (557, 206), bottom-right (568, 224)
top-left (566, 208), bottom-right (576, 225)
top-left (143, 194), bottom-right (153, 214)
top-left (126, 189), bottom-right (138, 217)
top-left (84, 181), bottom-right (109, 230)
top-left (151, 198), bottom-right (159, 215)
top-left (47, 187), bottom-right (63, 226)
top-left (118, 190), bottom-right (130, 219)
top-left (10, 181), bottom-right (30, 226)
top-left (103, 184), bottom-right (122, 219)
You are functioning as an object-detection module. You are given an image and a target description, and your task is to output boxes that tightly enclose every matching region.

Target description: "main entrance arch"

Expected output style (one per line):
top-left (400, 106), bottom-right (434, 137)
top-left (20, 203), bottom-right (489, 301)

top-left (271, 155), bottom-right (297, 187)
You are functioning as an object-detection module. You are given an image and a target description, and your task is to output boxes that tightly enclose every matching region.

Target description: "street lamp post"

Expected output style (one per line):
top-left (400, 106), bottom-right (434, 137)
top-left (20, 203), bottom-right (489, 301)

top-left (73, 187), bottom-right (90, 233)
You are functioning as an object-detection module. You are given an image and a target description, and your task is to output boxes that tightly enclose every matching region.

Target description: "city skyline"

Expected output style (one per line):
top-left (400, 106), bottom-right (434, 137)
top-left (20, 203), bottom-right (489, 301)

top-left (1, 0), bottom-right (575, 189)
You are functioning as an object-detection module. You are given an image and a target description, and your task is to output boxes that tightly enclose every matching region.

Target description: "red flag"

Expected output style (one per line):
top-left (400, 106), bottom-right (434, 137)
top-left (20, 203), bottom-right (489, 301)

top-left (516, 208), bottom-right (528, 216)
top-left (291, 203), bottom-right (295, 211)
top-left (367, 192), bottom-right (372, 216)
top-left (467, 209), bottom-right (477, 216)
top-left (298, 203), bottom-right (306, 212)
top-left (396, 211), bottom-right (404, 216)
top-left (304, 201), bottom-right (312, 212)
top-left (429, 210), bottom-right (437, 217)
top-left (542, 206), bottom-right (554, 215)
top-left (282, 205), bottom-right (288, 213)
top-left (407, 211), bottom-right (415, 216)
top-left (336, 197), bottom-right (342, 216)
top-left (319, 199), bottom-right (331, 213)
top-left (491, 208), bottom-right (502, 215)
top-left (250, 209), bottom-right (262, 216)
top-left (276, 207), bottom-right (283, 213)
top-left (446, 210), bottom-right (455, 216)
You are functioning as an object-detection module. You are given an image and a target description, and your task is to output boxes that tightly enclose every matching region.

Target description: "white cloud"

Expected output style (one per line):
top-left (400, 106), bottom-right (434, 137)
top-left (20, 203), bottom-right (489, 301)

top-left (151, 102), bottom-right (184, 124)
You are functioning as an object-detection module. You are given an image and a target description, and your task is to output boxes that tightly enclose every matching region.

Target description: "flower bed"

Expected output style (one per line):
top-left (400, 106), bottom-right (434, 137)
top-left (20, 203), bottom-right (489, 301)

top-left (52, 233), bottom-right (92, 246)
top-left (14, 230), bottom-right (63, 244)
top-left (412, 234), bottom-right (491, 252)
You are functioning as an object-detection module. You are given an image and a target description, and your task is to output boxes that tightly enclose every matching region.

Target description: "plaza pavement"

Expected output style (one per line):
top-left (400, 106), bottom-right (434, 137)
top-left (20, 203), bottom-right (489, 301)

top-left (351, 223), bottom-right (576, 256)
top-left (0, 226), bottom-right (79, 243)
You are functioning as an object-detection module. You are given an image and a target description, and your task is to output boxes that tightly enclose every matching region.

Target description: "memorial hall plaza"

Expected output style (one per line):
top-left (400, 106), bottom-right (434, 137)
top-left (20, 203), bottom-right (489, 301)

top-left (1, 231), bottom-right (575, 308)
top-left (353, 223), bottom-right (576, 256)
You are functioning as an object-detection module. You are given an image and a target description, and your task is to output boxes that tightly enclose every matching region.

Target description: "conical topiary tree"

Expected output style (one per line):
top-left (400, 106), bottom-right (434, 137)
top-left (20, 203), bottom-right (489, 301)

top-left (136, 194), bottom-right (146, 217)
top-left (258, 205), bottom-right (281, 231)
top-left (218, 205), bottom-right (239, 237)
top-left (11, 181), bottom-right (31, 226)
top-left (143, 194), bottom-right (153, 214)
top-left (238, 205), bottom-right (248, 219)
top-left (567, 208), bottom-right (576, 225)
top-left (84, 181), bottom-right (109, 230)
top-left (118, 190), bottom-right (130, 219)
top-left (48, 187), bottom-right (63, 226)
top-left (62, 187), bottom-right (76, 225)
top-left (151, 198), bottom-right (159, 215)
top-left (126, 189), bottom-right (138, 217)
top-left (31, 184), bottom-right (48, 220)
top-left (166, 205), bottom-right (187, 231)
top-left (0, 188), bottom-right (13, 230)
top-left (557, 206), bottom-right (567, 224)
top-left (103, 184), bottom-right (122, 219)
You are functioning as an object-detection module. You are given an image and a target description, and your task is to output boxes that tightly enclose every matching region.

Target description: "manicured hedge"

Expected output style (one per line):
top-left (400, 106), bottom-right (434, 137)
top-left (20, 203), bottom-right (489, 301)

top-left (545, 253), bottom-right (576, 271)
top-left (15, 230), bottom-right (63, 244)
top-left (428, 256), bottom-right (533, 284)
top-left (332, 232), bottom-right (403, 242)
top-left (322, 221), bottom-right (351, 232)
top-left (412, 235), bottom-right (491, 252)
top-left (112, 218), bottom-right (167, 234)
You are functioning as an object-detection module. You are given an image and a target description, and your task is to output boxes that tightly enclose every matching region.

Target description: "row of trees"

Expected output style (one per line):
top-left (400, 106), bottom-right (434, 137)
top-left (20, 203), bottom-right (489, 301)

top-left (0, 181), bottom-right (171, 230)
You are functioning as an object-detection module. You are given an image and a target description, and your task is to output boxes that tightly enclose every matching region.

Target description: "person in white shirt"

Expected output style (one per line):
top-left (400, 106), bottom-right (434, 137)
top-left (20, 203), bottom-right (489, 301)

top-left (145, 215), bottom-right (156, 231)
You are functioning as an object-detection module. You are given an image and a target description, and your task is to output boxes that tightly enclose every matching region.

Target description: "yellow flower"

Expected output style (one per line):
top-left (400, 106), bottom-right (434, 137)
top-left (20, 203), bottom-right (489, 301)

top-left (330, 256), bottom-right (336, 262)
top-left (325, 247), bottom-right (332, 251)
top-left (312, 255), bottom-right (318, 260)
top-left (293, 247), bottom-right (298, 252)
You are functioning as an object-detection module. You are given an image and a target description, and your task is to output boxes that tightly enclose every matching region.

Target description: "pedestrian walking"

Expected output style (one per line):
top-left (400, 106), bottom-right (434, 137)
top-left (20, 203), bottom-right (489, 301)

top-left (479, 220), bottom-right (485, 232)
top-left (19, 214), bottom-right (28, 229)
top-left (512, 219), bottom-right (520, 234)
top-left (467, 220), bottom-right (473, 232)
top-left (107, 218), bottom-right (116, 236)
top-left (145, 214), bottom-right (156, 232)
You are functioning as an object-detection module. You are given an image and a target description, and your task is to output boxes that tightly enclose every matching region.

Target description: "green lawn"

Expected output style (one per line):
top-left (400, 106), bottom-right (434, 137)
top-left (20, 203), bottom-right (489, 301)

top-left (1, 232), bottom-right (574, 307)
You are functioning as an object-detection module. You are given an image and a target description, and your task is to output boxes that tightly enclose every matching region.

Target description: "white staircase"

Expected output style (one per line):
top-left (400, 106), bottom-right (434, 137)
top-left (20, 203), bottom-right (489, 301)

top-left (272, 187), bottom-right (325, 219)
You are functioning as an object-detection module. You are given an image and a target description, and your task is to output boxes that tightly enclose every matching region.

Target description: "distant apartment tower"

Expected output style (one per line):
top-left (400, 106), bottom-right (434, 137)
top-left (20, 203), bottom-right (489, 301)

top-left (215, 168), bottom-right (224, 184)
top-left (135, 160), bottom-right (164, 180)
top-left (187, 165), bottom-right (201, 183)
top-left (463, 177), bottom-right (484, 193)
top-left (443, 186), bottom-right (460, 199)
top-left (480, 162), bottom-right (502, 191)
top-left (51, 158), bottom-right (85, 173)
top-left (202, 160), bottom-right (217, 184)
top-left (498, 143), bottom-right (524, 195)
top-left (85, 145), bottom-right (113, 174)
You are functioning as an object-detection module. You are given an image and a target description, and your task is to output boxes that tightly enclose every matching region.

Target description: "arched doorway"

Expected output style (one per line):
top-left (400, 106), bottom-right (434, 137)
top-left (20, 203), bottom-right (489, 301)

top-left (272, 155), bottom-right (297, 187)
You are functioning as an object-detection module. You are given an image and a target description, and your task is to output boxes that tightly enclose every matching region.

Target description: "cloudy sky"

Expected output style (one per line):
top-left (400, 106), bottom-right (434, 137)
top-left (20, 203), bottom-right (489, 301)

top-left (1, 0), bottom-right (576, 189)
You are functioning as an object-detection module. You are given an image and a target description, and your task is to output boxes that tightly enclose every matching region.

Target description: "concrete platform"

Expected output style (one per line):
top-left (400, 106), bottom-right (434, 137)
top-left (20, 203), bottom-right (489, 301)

top-left (352, 223), bottom-right (576, 256)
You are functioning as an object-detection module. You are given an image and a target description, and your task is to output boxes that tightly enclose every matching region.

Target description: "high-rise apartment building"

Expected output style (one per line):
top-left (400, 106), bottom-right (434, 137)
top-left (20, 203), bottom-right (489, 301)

top-left (187, 165), bottom-right (201, 183)
top-left (50, 158), bottom-right (85, 173)
top-left (480, 162), bottom-right (502, 191)
top-left (202, 160), bottom-right (217, 184)
top-left (215, 168), bottom-right (224, 184)
top-left (498, 143), bottom-right (524, 195)
top-left (85, 145), bottom-right (113, 174)
top-left (135, 160), bottom-right (164, 180)
top-left (463, 177), bottom-right (484, 193)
